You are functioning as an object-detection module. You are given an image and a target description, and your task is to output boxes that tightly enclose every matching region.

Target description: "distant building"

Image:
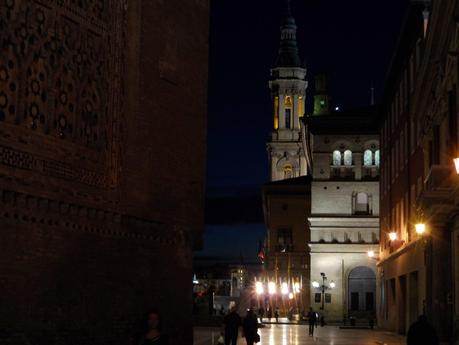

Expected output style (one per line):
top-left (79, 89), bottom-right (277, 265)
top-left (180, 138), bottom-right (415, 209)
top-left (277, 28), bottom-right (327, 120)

top-left (262, 2), bottom-right (380, 323)
top-left (193, 256), bottom-right (262, 314)
top-left (303, 107), bottom-right (380, 322)
top-left (262, 176), bottom-right (311, 316)
top-left (378, 1), bottom-right (459, 341)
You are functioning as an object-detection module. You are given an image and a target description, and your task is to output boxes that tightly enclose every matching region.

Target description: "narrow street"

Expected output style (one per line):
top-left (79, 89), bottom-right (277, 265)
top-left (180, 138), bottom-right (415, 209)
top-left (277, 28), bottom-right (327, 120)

top-left (194, 325), bottom-right (406, 345)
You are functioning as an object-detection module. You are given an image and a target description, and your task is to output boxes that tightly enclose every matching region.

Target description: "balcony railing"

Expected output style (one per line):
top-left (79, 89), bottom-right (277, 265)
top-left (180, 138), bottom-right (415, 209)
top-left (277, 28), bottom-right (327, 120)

top-left (330, 166), bottom-right (355, 180)
top-left (362, 166), bottom-right (379, 180)
top-left (424, 165), bottom-right (453, 192)
top-left (276, 244), bottom-right (294, 252)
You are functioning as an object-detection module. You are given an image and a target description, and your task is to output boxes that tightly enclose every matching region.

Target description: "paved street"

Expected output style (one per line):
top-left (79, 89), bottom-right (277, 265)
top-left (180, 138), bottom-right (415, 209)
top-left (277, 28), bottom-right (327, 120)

top-left (194, 324), bottom-right (406, 345)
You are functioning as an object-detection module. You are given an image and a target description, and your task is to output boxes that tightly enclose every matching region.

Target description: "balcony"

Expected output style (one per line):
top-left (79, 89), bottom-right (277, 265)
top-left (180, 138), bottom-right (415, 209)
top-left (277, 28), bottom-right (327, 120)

top-left (420, 165), bottom-right (456, 215)
top-left (362, 166), bottom-right (379, 180)
top-left (275, 244), bottom-right (294, 253)
top-left (330, 166), bottom-right (355, 180)
top-left (424, 165), bottom-right (453, 192)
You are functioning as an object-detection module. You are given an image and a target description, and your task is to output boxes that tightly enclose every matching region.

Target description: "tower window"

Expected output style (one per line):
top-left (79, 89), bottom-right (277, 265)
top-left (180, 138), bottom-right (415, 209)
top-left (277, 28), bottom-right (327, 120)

top-left (285, 96), bottom-right (292, 129)
top-left (277, 228), bottom-right (293, 252)
top-left (285, 108), bottom-right (291, 129)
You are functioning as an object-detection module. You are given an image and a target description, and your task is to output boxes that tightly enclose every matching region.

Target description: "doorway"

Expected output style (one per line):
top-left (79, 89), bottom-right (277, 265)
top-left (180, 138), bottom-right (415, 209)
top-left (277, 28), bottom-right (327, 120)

top-left (348, 266), bottom-right (376, 318)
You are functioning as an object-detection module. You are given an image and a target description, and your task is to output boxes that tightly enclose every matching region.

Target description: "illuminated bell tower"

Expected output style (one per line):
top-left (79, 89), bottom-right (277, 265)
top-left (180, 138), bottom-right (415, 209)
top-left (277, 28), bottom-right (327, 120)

top-left (267, 0), bottom-right (308, 181)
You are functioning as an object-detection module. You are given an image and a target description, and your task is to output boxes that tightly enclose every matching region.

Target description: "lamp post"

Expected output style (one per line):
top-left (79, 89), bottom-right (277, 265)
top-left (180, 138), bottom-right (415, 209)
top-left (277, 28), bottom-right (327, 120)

top-left (312, 272), bottom-right (335, 310)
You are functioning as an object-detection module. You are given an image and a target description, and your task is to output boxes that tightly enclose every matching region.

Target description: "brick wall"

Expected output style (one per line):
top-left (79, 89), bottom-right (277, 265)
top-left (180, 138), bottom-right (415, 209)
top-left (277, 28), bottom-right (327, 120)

top-left (0, 0), bottom-right (208, 344)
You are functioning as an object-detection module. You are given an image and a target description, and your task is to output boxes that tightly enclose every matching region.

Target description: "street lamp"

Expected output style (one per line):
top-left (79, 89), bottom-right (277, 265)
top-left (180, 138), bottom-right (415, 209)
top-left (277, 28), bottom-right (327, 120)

top-left (389, 232), bottom-right (397, 241)
top-left (255, 281), bottom-right (264, 295)
top-left (281, 282), bottom-right (289, 295)
top-left (312, 273), bottom-right (335, 310)
top-left (415, 223), bottom-right (426, 235)
top-left (268, 281), bottom-right (277, 295)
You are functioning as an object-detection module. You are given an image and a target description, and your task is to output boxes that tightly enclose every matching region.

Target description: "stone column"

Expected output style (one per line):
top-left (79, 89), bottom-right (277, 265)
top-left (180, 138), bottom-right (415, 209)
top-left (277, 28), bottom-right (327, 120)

top-left (279, 94), bottom-right (286, 129)
top-left (354, 153), bottom-right (362, 180)
top-left (293, 94), bottom-right (300, 129)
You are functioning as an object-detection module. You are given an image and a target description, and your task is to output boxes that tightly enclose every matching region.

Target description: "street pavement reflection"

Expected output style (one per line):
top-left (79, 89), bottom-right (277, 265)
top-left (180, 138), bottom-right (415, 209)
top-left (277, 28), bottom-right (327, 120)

top-left (194, 324), bottom-right (406, 345)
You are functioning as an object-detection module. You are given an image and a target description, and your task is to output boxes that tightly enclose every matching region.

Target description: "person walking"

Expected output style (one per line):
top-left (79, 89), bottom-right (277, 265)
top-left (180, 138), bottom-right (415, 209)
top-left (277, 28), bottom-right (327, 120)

top-left (406, 315), bottom-right (439, 345)
top-left (136, 309), bottom-right (169, 345)
top-left (258, 306), bottom-right (265, 323)
top-left (274, 308), bottom-right (279, 323)
top-left (266, 307), bottom-right (273, 322)
top-left (223, 306), bottom-right (241, 345)
top-left (242, 309), bottom-right (259, 345)
top-left (307, 308), bottom-right (317, 336)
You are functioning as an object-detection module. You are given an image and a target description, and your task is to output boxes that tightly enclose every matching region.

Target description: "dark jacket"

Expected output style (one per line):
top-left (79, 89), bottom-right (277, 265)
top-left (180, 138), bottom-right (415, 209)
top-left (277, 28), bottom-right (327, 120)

top-left (224, 311), bottom-right (242, 336)
top-left (406, 316), bottom-right (439, 345)
top-left (242, 313), bottom-right (258, 340)
top-left (307, 311), bottom-right (317, 324)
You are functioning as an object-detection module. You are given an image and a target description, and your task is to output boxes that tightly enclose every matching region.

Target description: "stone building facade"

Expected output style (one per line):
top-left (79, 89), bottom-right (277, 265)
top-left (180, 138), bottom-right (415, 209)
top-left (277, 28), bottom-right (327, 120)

top-left (303, 111), bottom-right (380, 322)
top-left (378, 1), bottom-right (459, 342)
top-left (0, 1), bottom-right (208, 344)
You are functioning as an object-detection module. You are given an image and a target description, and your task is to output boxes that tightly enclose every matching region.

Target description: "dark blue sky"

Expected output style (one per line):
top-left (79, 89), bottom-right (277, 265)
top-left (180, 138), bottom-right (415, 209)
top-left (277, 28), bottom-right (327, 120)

top-left (200, 0), bottom-right (409, 260)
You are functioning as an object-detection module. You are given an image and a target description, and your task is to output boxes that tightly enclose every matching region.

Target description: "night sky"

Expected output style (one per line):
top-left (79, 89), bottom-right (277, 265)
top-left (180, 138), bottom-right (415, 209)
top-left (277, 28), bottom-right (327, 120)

top-left (198, 0), bottom-right (409, 261)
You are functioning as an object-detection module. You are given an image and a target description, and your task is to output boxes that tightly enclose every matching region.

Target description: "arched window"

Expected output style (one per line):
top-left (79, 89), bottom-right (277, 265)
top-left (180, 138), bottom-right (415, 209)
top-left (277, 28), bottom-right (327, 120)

top-left (344, 150), bottom-right (353, 166)
top-left (332, 150), bottom-right (342, 166)
top-left (355, 192), bottom-right (369, 214)
top-left (283, 164), bottom-right (293, 179)
top-left (375, 150), bottom-right (380, 166)
top-left (285, 96), bottom-right (292, 129)
top-left (363, 150), bottom-right (373, 166)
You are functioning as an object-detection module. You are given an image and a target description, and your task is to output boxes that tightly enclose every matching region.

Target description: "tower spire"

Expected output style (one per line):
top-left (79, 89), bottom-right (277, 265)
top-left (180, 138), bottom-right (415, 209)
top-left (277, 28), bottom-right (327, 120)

top-left (275, 0), bottom-right (301, 67)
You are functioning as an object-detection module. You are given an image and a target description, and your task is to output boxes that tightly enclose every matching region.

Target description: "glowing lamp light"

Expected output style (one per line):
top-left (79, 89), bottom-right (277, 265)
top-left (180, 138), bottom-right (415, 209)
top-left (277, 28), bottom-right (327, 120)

top-left (281, 282), bottom-right (289, 295)
top-left (367, 250), bottom-right (375, 258)
top-left (335, 106), bottom-right (340, 111)
top-left (454, 157), bottom-right (459, 174)
top-left (389, 232), bottom-right (397, 241)
top-left (312, 281), bottom-right (320, 288)
top-left (255, 281), bottom-right (264, 295)
top-left (415, 223), bottom-right (426, 235)
top-left (268, 281), bottom-right (277, 295)
top-left (288, 292), bottom-right (294, 299)
top-left (293, 282), bottom-right (301, 294)
top-left (192, 274), bottom-right (199, 284)
top-left (329, 281), bottom-right (336, 289)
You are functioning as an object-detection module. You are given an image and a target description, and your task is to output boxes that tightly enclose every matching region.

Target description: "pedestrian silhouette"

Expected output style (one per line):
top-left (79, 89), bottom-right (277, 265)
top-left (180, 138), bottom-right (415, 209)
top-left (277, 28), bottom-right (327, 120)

top-left (242, 309), bottom-right (259, 345)
top-left (274, 308), bottom-right (279, 323)
top-left (266, 307), bottom-right (273, 321)
top-left (135, 308), bottom-right (170, 345)
top-left (406, 315), bottom-right (439, 345)
top-left (258, 306), bottom-right (265, 323)
top-left (223, 306), bottom-right (241, 345)
top-left (307, 308), bottom-right (317, 336)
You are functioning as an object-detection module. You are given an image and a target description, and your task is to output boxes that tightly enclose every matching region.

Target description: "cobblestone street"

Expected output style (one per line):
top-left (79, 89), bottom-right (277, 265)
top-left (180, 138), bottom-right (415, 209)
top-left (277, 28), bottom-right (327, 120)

top-left (194, 325), bottom-right (406, 345)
